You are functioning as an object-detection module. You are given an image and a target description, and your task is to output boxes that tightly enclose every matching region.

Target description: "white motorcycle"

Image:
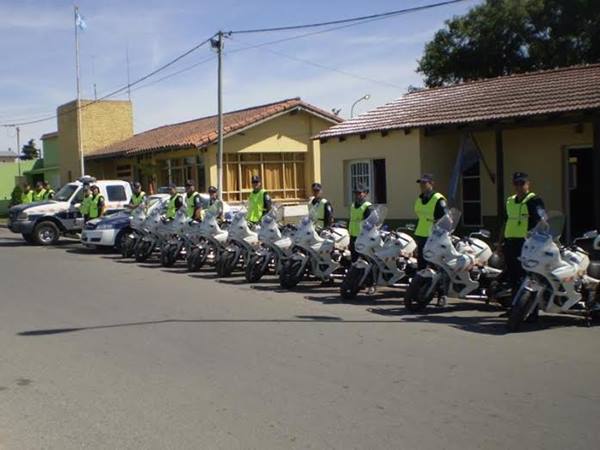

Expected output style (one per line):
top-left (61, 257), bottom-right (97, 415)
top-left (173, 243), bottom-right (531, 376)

top-left (279, 214), bottom-right (350, 289)
top-left (135, 207), bottom-right (188, 263)
top-left (215, 208), bottom-right (259, 277)
top-left (340, 206), bottom-right (417, 299)
top-left (121, 198), bottom-right (165, 258)
top-left (507, 213), bottom-right (600, 331)
top-left (245, 206), bottom-right (295, 282)
top-left (186, 209), bottom-right (229, 272)
top-left (404, 208), bottom-right (502, 313)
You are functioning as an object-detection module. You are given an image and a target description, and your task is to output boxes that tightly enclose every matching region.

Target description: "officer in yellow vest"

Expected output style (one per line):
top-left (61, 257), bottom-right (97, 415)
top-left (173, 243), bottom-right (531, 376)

top-left (184, 179), bottom-right (202, 220)
top-left (247, 175), bottom-right (272, 224)
top-left (79, 184), bottom-right (92, 221)
top-left (414, 173), bottom-right (448, 269)
top-left (502, 172), bottom-right (545, 295)
top-left (127, 181), bottom-right (146, 209)
top-left (199, 186), bottom-right (223, 221)
top-left (308, 182), bottom-right (333, 228)
top-left (165, 183), bottom-right (184, 220)
top-left (88, 185), bottom-right (106, 220)
top-left (348, 184), bottom-right (374, 261)
top-left (32, 181), bottom-right (46, 202)
top-left (42, 180), bottom-right (55, 200)
top-left (21, 182), bottom-right (34, 204)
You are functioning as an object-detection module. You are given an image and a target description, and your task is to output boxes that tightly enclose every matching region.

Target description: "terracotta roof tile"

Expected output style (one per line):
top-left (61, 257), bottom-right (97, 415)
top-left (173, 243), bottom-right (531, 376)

top-left (317, 64), bottom-right (600, 139)
top-left (87, 98), bottom-right (341, 159)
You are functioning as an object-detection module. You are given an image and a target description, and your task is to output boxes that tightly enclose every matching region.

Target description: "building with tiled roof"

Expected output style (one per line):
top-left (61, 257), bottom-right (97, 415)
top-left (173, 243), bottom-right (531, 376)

top-left (85, 98), bottom-right (341, 203)
top-left (316, 64), bottom-right (600, 239)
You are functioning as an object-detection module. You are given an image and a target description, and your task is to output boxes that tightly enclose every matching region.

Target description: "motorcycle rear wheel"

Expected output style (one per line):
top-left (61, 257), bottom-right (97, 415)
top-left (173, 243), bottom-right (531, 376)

top-left (245, 254), bottom-right (269, 283)
top-left (404, 274), bottom-right (435, 313)
top-left (340, 266), bottom-right (364, 300)
top-left (120, 235), bottom-right (136, 258)
top-left (279, 259), bottom-right (304, 289)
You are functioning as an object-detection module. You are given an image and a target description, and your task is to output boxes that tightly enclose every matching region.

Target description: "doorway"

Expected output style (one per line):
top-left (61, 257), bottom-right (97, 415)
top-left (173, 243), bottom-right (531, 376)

top-left (567, 147), bottom-right (594, 239)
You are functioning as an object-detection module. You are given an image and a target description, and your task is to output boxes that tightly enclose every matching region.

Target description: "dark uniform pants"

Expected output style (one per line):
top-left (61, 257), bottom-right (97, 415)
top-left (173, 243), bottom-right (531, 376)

top-left (415, 236), bottom-right (428, 270)
top-left (503, 238), bottom-right (526, 295)
top-left (349, 236), bottom-right (358, 262)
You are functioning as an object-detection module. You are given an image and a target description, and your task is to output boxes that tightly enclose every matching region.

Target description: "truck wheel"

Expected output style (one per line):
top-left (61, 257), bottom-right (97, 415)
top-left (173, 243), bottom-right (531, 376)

top-left (33, 221), bottom-right (60, 246)
top-left (22, 233), bottom-right (35, 244)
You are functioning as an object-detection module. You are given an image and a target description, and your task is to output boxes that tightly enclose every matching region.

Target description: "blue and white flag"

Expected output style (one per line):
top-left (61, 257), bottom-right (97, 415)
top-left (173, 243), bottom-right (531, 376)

top-left (448, 134), bottom-right (481, 201)
top-left (75, 9), bottom-right (87, 31)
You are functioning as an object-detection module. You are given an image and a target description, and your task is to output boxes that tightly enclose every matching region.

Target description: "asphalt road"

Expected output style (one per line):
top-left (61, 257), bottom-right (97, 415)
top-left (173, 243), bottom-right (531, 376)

top-left (1, 228), bottom-right (599, 450)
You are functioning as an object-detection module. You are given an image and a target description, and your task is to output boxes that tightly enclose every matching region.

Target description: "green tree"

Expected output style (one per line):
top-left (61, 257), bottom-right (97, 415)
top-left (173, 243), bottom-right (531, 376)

top-left (20, 138), bottom-right (39, 160)
top-left (418, 0), bottom-right (600, 87)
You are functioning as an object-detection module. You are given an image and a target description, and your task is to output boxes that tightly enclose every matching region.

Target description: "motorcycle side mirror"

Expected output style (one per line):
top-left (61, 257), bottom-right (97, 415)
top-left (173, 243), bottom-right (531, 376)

top-left (478, 229), bottom-right (491, 239)
top-left (582, 230), bottom-right (599, 239)
top-left (405, 223), bottom-right (416, 231)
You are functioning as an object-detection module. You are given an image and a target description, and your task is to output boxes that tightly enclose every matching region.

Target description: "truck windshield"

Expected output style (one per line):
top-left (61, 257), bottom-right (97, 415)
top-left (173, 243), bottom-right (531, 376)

top-left (54, 184), bottom-right (80, 202)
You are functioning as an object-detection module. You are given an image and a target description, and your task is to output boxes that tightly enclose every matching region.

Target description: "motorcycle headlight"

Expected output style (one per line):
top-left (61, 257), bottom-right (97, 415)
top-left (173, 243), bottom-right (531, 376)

top-left (17, 212), bottom-right (28, 220)
top-left (523, 259), bottom-right (539, 269)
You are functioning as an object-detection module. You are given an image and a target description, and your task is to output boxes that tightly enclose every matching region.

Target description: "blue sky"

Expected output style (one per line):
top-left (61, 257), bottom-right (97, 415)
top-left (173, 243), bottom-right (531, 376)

top-left (0, 0), bottom-right (481, 154)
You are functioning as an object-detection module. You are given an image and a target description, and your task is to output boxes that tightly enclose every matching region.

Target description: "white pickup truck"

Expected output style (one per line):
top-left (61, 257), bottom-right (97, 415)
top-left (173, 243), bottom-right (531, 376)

top-left (8, 177), bottom-right (132, 245)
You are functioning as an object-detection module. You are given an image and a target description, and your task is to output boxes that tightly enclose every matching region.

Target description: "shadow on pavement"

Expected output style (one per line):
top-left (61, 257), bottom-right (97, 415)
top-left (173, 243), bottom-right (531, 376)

top-left (17, 314), bottom-right (405, 336)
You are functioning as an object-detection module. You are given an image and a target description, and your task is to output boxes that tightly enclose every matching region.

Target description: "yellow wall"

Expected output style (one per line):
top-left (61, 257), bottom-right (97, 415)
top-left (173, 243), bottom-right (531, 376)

top-left (57, 100), bottom-right (133, 182)
top-left (319, 130), bottom-right (422, 219)
top-left (318, 121), bottom-right (594, 222)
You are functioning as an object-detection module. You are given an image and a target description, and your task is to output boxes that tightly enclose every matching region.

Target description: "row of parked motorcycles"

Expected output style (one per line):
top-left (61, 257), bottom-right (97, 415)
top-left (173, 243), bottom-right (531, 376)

top-left (118, 198), bottom-right (600, 332)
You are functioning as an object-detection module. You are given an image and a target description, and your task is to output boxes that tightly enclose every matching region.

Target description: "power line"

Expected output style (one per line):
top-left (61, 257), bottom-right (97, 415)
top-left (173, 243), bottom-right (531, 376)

top-left (228, 0), bottom-right (467, 34)
top-left (1, 34), bottom-right (217, 127)
top-left (130, 55), bottom-right (217, 93)
top-left (228, 37), bottom-right (404, 89)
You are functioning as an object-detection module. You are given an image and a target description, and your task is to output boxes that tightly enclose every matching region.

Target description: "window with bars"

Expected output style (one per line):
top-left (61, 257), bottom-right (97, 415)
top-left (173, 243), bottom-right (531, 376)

top-left (157, 156), bottom-right (205, 191)
top-left (462, 162), bottom-right (482, 226)
top-left (223, 152), bottom-right (306, 202)
top-left (347, 159), bottom-right (387, 204)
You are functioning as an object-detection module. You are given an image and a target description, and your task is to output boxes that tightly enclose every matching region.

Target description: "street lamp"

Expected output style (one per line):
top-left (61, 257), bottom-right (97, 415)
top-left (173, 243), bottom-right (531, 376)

top-left (350, 94), bottom-right (371, 118)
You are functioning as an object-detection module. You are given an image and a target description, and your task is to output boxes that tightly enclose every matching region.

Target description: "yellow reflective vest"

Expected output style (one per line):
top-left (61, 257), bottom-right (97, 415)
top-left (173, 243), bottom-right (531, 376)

top-left (504, 192), bottom-right (537, 238)
top-left (414, 192), bottom-right (445, 238)
top-left (21, 191), bottom-right (34, 204)
top-left (309, 197), bottom-right (329, 228)
top-left (88, 194), bottom-right (104, 219)
top-left (349, 201), bottom-right (372, 237)
top-left (247, 189), bottom-right (266, 223)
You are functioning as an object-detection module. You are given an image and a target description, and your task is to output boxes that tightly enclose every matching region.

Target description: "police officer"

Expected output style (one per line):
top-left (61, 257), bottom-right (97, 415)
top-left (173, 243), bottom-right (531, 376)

top-left (21, 182), bottom-right (33, 204)
top-left (166, 183), bottom-right (184, 220)
top-left (502, 172), bottom-right (545, 296)
top-left (184, 179), bottom-right (203, 220)
top-left (32, 181), bottom-right (46, 202)
top-left (247, 175), bottom-right (272, 224)
top-left (414, 173), bottom-right (448, 269)
top-left (348, 184), bottom-right (374, 261)
top-left (309, 182), bottom-right (334, 228)
top-left (199, 186), bottom-right (223, 220)
top-left (42, 180), bottom-right (55, 200)
top-left (79, 184), bottom-right (92, 222)
top-left (128, 181), bottom-right (146, 209)
top-left (88, 185), bottom-right (105, 220)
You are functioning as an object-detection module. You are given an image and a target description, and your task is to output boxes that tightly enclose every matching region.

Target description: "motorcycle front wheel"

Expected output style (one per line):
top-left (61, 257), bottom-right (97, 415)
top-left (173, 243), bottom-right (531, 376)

top-left (279, 258), bottom-right (304, 289)
top-left (245, 253), bottom-right (269, 283)
top-left (216, 249), bottom-right (238, 277)
top-left (506, 289), bottom-right (536, 332)
top-left (120, 234), bottom-right (137, 258)
top-left (160, 243), bottom-right (179, 267)
top-left (404, 274), bottom-right (436, 313)
top-left (340, 266), bottom-right (365, 300)
top-left (135, 240), bottom-right (154, 262)
top-left (187, 246), bottom-right (208, 272)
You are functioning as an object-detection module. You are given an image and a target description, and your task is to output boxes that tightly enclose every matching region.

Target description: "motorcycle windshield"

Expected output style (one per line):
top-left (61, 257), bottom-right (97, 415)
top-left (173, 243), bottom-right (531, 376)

top-left (530, 210), bottom-right (564, 243)
top-left (262, 204), bottom-right (279, 226)
top-left (432, 208), bottom-right (461, 235)
top-left (362, 205), bottom-right (387, 232)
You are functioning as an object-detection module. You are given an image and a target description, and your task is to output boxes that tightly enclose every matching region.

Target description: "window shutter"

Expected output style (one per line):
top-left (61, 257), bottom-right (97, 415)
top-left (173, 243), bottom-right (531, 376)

top-left (373, 159), bottom-right (387, 204)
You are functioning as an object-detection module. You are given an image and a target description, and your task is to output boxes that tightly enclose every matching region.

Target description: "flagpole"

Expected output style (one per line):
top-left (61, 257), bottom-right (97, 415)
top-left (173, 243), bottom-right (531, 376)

top-left (74, 5), bottom-right (85, 178)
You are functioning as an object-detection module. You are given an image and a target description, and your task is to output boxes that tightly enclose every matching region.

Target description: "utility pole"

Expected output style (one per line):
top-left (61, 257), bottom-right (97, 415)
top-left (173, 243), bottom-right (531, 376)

top-left (74, 5), bottom-right (85, 178)
top-left (126, 45), bottom-right (132, 101)
top-left (16, 126), bottom-right (21, 177)
top-left (213, 31), bottom-right (225, 201)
